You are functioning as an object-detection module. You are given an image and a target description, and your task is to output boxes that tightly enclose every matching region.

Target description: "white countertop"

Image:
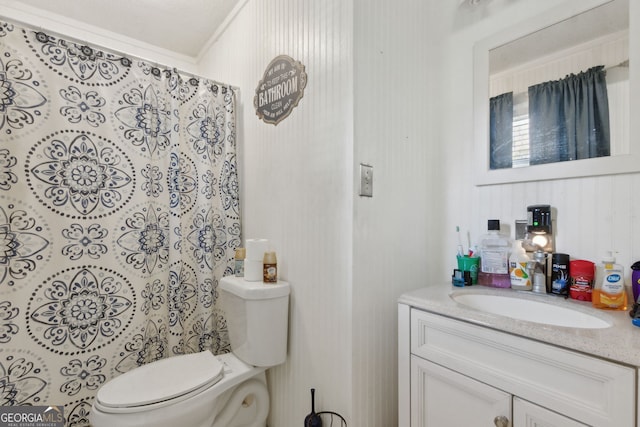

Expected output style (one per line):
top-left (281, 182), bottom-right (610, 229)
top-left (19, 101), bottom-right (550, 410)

top-left (398, 284), bottom-right (640, 367)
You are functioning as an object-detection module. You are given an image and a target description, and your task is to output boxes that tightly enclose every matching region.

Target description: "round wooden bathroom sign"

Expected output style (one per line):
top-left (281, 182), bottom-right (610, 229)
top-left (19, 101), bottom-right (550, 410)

top-left (254, 55), bottom-right (307, 125)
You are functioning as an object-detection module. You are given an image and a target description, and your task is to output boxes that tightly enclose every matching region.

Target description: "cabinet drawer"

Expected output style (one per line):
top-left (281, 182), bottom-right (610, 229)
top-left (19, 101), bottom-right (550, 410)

top-left (410, 309), bottom-right (634, 427)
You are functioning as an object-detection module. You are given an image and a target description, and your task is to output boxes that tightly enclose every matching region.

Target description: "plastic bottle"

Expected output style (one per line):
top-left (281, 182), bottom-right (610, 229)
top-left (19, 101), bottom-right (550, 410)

top-left (477, 219), bottom-right (511, 288)
top-left (592, 252), bottom-right (627, 310)
top-left (569, 259), bottom-right (595, 301)
top-left (631, 261), bottom-right (640, 302)
top-left (234, 247), bottom-right (245, 277)
top-left (509, 240), bottom-right (531, 290)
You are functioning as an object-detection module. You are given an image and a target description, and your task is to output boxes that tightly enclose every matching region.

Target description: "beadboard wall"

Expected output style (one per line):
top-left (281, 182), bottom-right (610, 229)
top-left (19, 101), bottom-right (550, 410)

top-left (198, 0), bottom-right (357, 425)
top-left (351, 0), bottom-right (441, 425)
top-left (198, 0), bottom-right (439, 425)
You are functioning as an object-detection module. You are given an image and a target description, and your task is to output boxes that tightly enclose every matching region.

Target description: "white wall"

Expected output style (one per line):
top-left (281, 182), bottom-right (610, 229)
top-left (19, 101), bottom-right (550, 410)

top-left (352, 0), bottom-right (441, 425)
top-left (199, 0), bottom-right (439, 425)
top-left (198, 0), bottom-right (356, 425)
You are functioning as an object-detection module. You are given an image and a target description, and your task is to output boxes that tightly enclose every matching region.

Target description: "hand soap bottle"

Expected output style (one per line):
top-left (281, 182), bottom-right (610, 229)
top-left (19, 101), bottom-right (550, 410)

top-left (477, 219), bottom-right (511, 288)
top-left (592, 251), bottom-right (627, 310)
top-left (509, 240), bottom-right (531, 290)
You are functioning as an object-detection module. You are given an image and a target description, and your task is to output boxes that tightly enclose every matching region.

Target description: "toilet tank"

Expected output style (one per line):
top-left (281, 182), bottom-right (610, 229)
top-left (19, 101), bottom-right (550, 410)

top-left (219, 276), bottom-right (290, 367)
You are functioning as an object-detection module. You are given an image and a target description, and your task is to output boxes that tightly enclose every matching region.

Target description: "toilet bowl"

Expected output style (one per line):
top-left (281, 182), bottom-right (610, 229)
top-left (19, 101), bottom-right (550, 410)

top-left (90, 276), bottom-right (290, 427)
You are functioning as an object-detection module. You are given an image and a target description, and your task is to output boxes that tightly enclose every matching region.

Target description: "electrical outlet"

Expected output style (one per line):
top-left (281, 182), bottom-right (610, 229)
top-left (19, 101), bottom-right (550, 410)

top-left (359, 163), bottom-right (373, 197)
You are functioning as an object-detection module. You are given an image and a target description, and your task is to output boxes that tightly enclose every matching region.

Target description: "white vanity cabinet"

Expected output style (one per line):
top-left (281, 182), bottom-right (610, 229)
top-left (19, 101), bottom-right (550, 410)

top-left (398, 304), bottom-right (636, 427)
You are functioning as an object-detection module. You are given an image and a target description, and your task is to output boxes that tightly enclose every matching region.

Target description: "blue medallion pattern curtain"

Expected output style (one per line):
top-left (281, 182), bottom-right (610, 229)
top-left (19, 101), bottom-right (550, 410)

top-left (528, 65), bottom-right (610, 165)
top-left (489, 92), bottom-right (513, 170)
top-left (0, 21), bottom-right (240, 426)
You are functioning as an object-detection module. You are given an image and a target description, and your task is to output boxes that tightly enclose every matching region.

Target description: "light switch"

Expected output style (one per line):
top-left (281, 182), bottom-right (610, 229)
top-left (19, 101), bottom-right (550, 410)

top-left (359, 163), bottom-right (373, 197)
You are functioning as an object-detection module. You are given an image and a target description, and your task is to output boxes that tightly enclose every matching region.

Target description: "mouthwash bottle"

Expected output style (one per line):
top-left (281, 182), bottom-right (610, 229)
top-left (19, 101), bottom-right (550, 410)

top-left (592, 251), bottom-right (627, 310)
top-left (477, 219), bottom-right (511, 288)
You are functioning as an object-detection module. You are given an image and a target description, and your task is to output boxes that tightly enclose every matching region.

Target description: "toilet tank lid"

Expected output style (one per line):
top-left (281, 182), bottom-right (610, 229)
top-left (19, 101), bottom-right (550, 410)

top-left (220, 276), bottom-right (290, 300)
top-left (96, 351), bottom-right (224, 408)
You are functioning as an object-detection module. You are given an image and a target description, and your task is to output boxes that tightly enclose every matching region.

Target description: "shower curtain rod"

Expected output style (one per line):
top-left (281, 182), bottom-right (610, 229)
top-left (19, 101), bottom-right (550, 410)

top-left (0, 14), bottom-right (240, 93)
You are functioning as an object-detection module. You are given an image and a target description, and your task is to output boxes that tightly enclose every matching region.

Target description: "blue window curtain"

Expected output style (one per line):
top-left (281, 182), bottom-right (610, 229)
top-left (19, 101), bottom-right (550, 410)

top-left (528, 65), bottom-right (610, 165)
top-left (489, 92), bottom-right (514, 169)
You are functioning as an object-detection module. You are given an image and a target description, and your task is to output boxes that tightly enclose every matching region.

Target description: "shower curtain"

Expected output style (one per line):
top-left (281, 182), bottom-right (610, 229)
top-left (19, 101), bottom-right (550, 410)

top-left (0, 20), bottom-right (240, 426)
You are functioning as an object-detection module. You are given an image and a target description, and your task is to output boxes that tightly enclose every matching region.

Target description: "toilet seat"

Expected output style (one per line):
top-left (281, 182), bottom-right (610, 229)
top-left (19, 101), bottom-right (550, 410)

top-left (96, 351), bottom-right (224, 412)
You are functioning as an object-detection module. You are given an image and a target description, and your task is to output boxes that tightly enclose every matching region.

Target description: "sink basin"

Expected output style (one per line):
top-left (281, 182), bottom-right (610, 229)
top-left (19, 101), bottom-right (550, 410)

top-left (451, 292), bottom-right (612, 329)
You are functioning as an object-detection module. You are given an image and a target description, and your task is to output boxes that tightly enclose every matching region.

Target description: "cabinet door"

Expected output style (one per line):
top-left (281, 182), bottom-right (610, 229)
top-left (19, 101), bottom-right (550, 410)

top-left (513, 397), bottom-right (587, 427)
top-left (411, 356), bottom-right (511, 427)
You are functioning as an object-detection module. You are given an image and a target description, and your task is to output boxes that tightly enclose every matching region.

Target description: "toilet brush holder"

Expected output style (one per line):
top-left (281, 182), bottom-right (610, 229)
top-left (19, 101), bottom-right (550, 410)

top-left (304, 388), bottom-right (322, 427)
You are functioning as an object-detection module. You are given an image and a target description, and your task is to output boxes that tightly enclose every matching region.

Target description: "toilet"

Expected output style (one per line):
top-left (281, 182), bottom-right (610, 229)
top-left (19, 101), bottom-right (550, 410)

top-left (90, 276), bottom-right (290, 427)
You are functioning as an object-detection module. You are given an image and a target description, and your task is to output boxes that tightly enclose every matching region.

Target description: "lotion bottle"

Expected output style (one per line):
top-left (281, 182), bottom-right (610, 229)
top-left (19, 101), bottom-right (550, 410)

top-left (592, 251), bottom-right (627, 310)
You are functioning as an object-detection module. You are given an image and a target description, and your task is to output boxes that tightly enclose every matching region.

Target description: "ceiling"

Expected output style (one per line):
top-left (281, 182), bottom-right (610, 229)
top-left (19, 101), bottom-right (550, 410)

top-left (12, 0), bottom-right (243, 57)
top-left (490, 0), bottom-right (628, 74)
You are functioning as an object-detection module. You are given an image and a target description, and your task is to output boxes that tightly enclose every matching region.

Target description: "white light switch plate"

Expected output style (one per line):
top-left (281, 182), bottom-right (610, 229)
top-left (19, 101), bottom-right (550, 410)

top-left (359, 163), bottom-right (373, 197)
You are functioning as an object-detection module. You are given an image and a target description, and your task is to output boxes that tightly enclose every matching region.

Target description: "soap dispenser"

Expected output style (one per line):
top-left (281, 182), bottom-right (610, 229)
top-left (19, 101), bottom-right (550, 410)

top-left (509, 240), bottom-right (531, 291)
top-left (592, 251), bottom-right (627, 310)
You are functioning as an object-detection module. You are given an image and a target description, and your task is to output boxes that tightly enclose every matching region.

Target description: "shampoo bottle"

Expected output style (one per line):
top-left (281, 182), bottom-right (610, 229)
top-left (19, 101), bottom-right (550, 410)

top-left (592, 251), bottom-right (627, 310)
top-left (477, 219), bottom-right (511, 288)
top-left (509, 240), bottom-right (531, 290)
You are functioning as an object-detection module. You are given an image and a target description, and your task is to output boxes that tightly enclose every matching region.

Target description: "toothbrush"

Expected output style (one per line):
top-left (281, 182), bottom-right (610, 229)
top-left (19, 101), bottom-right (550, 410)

top-left (456, 226), bottom-right (464, 257)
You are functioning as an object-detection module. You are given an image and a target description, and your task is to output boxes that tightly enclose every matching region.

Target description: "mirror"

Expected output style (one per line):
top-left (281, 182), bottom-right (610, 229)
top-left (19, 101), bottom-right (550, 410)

top-left (474, 0), bottom-right (640, 185)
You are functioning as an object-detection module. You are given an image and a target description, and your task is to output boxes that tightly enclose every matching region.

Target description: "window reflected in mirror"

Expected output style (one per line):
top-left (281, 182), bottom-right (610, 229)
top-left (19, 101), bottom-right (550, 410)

top-left (488, 0), bottom-right (628, 170)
